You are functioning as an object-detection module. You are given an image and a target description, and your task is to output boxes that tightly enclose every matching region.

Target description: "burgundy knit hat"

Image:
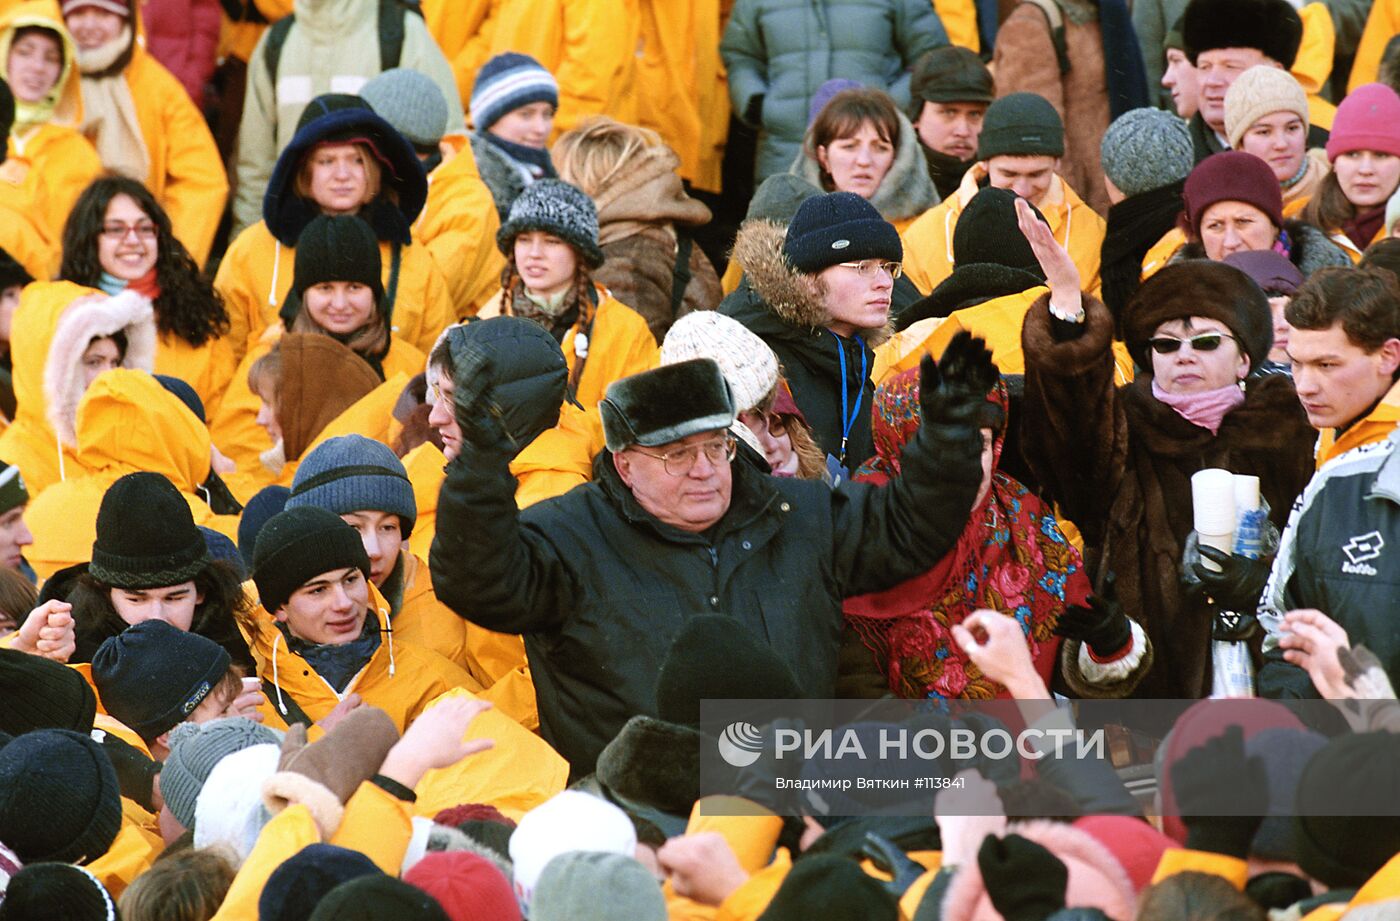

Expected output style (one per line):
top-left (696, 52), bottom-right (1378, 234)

top-left (1182, 150), bottom-right (1285, 238)
top-left (1325, 83), bottom-right (1400, 162)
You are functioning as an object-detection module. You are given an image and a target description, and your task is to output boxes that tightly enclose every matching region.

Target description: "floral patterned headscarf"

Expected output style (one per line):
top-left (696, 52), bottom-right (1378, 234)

top-left (844, 368), bottom-right (1090, 700)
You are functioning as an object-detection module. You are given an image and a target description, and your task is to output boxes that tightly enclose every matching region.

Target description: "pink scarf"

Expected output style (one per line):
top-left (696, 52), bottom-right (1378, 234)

top-left (1152, 379), bottom-right (1246, 435)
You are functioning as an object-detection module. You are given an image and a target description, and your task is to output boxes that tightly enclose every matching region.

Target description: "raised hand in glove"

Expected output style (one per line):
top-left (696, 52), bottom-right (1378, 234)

top-left (1054, 573), bottom-right (1132, 658)
top-left (1168, 725), bottom-right (1268, 859)
top-left (448, 332), bottom-right (514, 452)
top-left (861, 832), bottom-right (928, 897)
top-left (918, 332), bottom-right (1001, 431)
top-left (1192, 545), bottom-right (1272, 613)
top-left (978, 833), bottom-right (1068, 921)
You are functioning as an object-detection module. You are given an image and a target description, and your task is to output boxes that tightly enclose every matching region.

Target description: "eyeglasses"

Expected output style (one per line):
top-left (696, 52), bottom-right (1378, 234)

top-left (739, 409), bottom-right (788, 439)
top-left (1147, 332), bottom-right (1238, 354)
top-left (837, 260), bottom-right (903, 279)
top-left (631, 435), bottom-right (737, 476)
top-left (100, 221), bottom-right (158, 241)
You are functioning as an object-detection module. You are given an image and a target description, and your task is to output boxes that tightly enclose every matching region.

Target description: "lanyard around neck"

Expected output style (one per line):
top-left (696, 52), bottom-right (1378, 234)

top-left (832, 330), bottom-right (868, 466)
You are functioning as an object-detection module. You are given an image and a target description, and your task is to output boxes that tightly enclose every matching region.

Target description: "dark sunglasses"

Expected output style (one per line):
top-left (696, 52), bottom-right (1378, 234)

top-left (1147, 332), bottom-right (1237, 354)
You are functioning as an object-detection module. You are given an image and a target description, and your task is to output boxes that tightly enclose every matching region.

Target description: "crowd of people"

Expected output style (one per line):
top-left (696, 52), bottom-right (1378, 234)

top-left (0, 0), bottom-right (1398, 917)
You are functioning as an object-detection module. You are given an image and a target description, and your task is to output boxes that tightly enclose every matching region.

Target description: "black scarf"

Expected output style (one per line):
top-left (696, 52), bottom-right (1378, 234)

top-left (922, 143), bottom-right (973, 201)
top-left (484, 132), bottom-right (558, 180)
top-left (1100, 180), bottom-right (1185, 331)
top-left (281, 609), bottom-right (383, 693)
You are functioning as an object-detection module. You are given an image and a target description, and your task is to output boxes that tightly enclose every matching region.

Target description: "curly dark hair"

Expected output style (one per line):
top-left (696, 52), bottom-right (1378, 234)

top-left (60, 177), bottom-right (231, 348)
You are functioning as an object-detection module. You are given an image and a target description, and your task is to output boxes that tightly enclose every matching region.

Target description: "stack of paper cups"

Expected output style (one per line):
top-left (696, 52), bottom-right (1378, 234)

top-left (1192, 468), bottom-right (1236, 572)
top-left (1232, 475), bottom-right (1260, 513)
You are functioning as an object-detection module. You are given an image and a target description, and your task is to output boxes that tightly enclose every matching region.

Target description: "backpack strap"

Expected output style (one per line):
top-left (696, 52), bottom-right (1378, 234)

top-left (263, 13), bottom-right (295, 87)
top-left (1022, 0), bottom-right (1071, 77)
top-left (262, 677), bottom-right (315, 728)
top-left (670, 233), bottom-right (694, 316)
top-left (378, 0), bottom-right (423, 70)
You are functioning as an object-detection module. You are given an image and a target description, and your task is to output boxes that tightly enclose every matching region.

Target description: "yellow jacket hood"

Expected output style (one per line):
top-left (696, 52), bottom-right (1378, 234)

top-left (0, 0), bottom-right (83, 132)
top-left (74, 368), bottom-right (211, 489)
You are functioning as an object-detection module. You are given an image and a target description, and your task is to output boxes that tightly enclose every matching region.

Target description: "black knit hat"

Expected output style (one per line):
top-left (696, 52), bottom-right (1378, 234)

top-left (1122, 260), bottom-right (1273, 370)
top-left (1294, 732), bottom-right (1400, 889)
top-left (292, 215), bottom-right (385, 302)
top-left (89, 472), bottom-right (209, 590)
top-left (0, 247), bottom-right (33, 293)
top-left (496, 178), bottom-right (605, 269)
top-left (755, 854), bottom-right (898, 921)
top-left (0, 729), bottom-right (122, 865)
top-left (92, 620), bottom-right (231, 740)
top-left (911, 46), bottom-right (994, 106)
top-left (0, 77), bottom-right (13, 155)
top-left (782, 191), bottom-right (902, 274)
top-left (0, 863), bottom-right (119, 921)
top-left (0, 647), bottom-right (98, 736)
top-left (294, 93), bottom-right (373, 133)
top-left (976, 92), bottom-right (1065, 161)
top-left (308, 874), bottom-right (451, 921)
top-left (655, 615), bottom-right (802, 728)
top-left (258, 844), bottom-right (382, 921)
top-left (1182, 0), bottom-right (1303, 68)
top-left (953, 187), bottom-right (1049, 274)
top-left (252, 506), bottom-right (371, 614)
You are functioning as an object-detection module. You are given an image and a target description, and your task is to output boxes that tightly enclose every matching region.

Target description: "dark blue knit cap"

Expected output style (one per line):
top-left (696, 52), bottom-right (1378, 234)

top-left (781, 192), bottom-right (902, 274)
top-left (238, 485), bottom-right (291, 571)
top-left (259, 844), bottom-right (382, 921)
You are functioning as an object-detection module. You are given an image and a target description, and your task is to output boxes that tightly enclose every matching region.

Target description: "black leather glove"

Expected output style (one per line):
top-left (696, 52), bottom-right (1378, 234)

top-left (449, 337), bottom-right (513, 453)
top-left (861, 832), bottom-right (927, 898)
top-left (97, 732), bottom-right (160, 813)
top-left (1168, 725), bottom-right (1268, 859)
top-left (918, 332), bottom-right (1001, 430)
top-left (1192, 545), bottom-right (1272, 613)
top-left (1054, 574), bottom-right (1132, 657)
top-left (978, 833), bottom-right (1068, 921)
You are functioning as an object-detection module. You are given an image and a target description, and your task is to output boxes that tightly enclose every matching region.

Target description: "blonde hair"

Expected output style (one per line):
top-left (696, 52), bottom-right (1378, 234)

top-left (553, 117), bottom-right (664, 196)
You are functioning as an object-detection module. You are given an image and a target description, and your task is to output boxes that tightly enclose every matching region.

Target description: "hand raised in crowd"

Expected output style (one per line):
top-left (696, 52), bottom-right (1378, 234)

top-left (315, 692), bottom-right (364, 734)
top-left (1054, 573), bottom-right (1132, 658)
top-left (9, 599), bottom-right (76, 663)
top-left (953, 609), bottom-right (1050, 700)
top-left (657, 831), bottom-right (750, 906)
top-left (918, 332), bottom-right (1000, 430)
top-left (378, 695), bottom-right (495, 791)
top-left (1168, 725), bottom-right (1268, 859)
top-left (221, 676), bottom-right (267, 723)
top-left (1015, 197), bottom-right (1082, 319)
top-left (448, 337), bottom-right (513, 452)
top-left (979, 833), bottom-right (1069, 921)
top-left (1279, 608), bottom-right (1352, 698)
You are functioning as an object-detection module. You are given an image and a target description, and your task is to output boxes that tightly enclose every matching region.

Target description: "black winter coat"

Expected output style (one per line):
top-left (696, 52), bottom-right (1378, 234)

top-left (430, 403), bottom-right (984, 775)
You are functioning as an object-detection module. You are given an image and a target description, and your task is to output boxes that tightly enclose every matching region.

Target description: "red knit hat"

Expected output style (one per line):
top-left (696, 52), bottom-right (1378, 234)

top-left (1325, 83), bottom-right (1400, 162)
top-left (404, 852), bottom-right (521, 921)
top-left (1181, 150), bottom-right (1285, 238)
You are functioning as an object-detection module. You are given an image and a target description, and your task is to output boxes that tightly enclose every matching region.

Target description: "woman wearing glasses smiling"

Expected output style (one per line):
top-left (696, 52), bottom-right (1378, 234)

top-left (1015, 199), bottom-right (1316, 699)
top-left (721, 191), bottom-right (903, 474)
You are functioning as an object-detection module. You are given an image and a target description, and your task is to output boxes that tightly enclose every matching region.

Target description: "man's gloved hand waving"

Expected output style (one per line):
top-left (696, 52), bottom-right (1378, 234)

top-left (918, 331), bottom-right (1001, 432)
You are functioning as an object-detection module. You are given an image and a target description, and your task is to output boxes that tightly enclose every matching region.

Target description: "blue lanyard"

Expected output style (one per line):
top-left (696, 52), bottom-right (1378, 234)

top-left (832, 331), bottom-right (867, 465)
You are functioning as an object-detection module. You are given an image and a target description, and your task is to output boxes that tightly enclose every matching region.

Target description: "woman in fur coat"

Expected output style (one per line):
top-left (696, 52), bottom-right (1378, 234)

top-left (1015, 199), bottom-right (1317, 699)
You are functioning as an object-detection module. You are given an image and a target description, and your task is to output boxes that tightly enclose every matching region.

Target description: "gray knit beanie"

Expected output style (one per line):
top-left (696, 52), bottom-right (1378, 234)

top-left (162, 718), bottom-right (282, 830)
top-left (286, 434), bottom-right (417, 537)
top-left (360, 68), bottom-right (450, 149)
top-left (976, 92), bottom-right (1064, 161)
top-left (531, 852), bottom-right (666, 921)
top-left (496, 179), bottom-right (605, 268)
top-left (1100, 108), bottom-right (1195, 198)
top-left (745, 173), bottom-right (822, 223)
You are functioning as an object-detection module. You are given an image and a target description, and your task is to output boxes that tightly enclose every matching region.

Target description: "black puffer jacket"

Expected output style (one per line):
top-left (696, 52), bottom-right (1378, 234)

top-left (430, 388), bottom-right (985, 775)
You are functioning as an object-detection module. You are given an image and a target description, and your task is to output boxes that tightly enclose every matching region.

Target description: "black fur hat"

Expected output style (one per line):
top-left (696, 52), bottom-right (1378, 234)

top-left (599, 359), bottom-right (735, 452)
top-left (1122, 261), bottom-right (1273, 371)
top-left (1182, 0), bottom-right (1303, 67)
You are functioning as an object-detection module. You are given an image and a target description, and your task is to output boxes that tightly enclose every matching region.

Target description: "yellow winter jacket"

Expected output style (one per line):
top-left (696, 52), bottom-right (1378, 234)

top-left (1314, 377), bottom-right (1400, 469)
top-left (26, 370), bottom-right (238, 580)
top-left (108, 45), bottom-right (228, 267)
top-left (418, 134), bottom-right (504, 316)
top-left (1, 2), bottom-right (104, 240)
top-left (410, 687), bottom-right (569, 820)
top-left (486, 0), bottom-right (641, 136)
top-left (423, 0), bottom-right (498, 108)
top-left (1349, 0), bottom-right (1400, 91)
top-left (154, 329), bottom-right (238, 419)
top-left (933, 0), bottom-right (980, 51)
top-left (211, 325), bottom-right (425, 500)
top-left (1300, 853), bottom-right (1400, 921)
top-left (403, 442), bottom-right (446, 559)
top-left (1294, 3), bottom-right (1337, 131)
top-left (0, 181), bottom-right (54, 283)
top-left (478, 285), bottom-right (660, 410)
top-left (86, 821), bottom-right (161, 899)
top-left (1142, 227), bottom-right (1187, 279)
top-left (901, 164), bottom-right (1106, 297)
top-left (634, 0), bottom-right (728, 192)
top-left (218, 0), bottom-right (292, 64)
top-left (214, 220), bottom-right (455, 363)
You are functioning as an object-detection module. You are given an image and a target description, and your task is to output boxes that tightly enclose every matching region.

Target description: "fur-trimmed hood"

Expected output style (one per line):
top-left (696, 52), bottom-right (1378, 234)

top-left (44, 289), bottom-right (157, 449)
top-left (791, 109), bottom-right (940, 224)
top-left (729, 220), bottom-right (892, 346)
top-left (941, 820), bottom-right (1138, 921)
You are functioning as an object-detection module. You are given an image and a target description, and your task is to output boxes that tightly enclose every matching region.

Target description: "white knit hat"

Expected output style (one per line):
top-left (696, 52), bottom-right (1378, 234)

top-left (507, 791), bottom-right (636, 907)
top-left (192, 742), bottom-right (280, 868)
top-left (660, 312), bottom-right (780, 413)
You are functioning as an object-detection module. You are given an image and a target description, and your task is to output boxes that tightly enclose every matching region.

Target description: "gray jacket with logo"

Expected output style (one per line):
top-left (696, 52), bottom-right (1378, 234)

top-left (1259, 427), bottom-right (1400, 699)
